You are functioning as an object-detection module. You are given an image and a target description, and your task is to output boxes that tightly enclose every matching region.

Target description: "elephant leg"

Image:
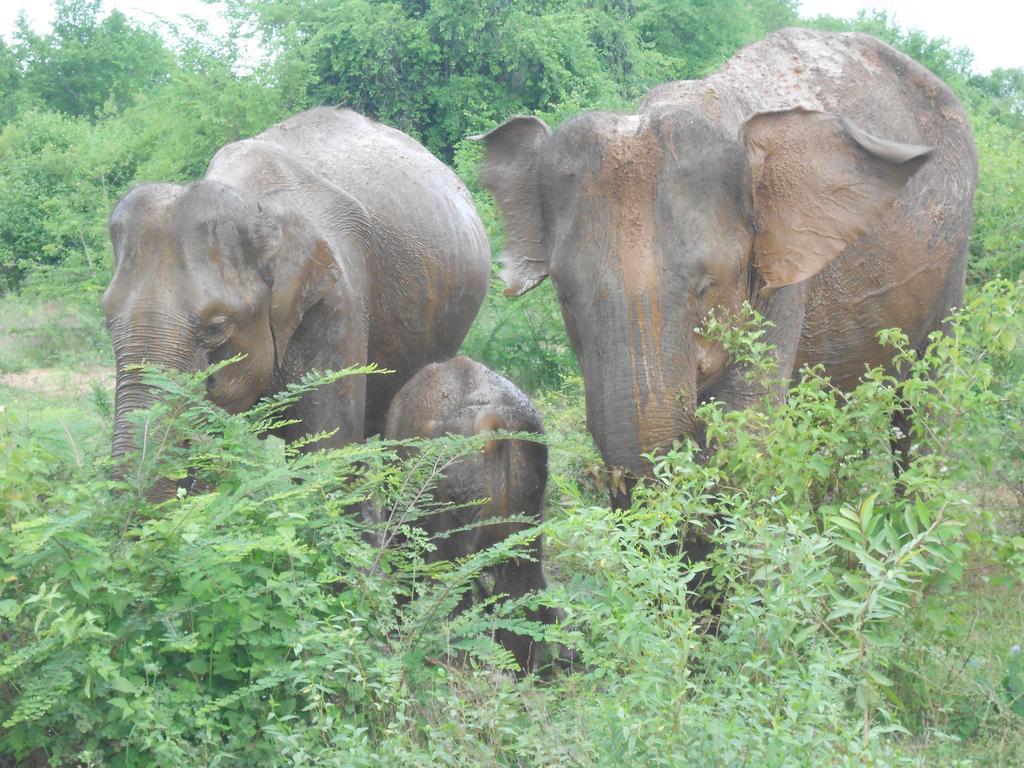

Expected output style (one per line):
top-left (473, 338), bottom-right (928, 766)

top-left (890, 395), bottom-right (915, 481)
top-left (609, 474), bottom-right (638, 510)
top-left (890, 321), bottom-right (946, 490)
top-left (393, 518), bottom-right (479, 629)
top-left (490, 535), bottom-right (562, 674)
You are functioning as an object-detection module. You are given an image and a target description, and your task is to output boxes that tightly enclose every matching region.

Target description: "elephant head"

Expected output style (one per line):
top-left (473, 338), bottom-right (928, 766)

top-left (476, 106), bottom-right (930, 481)
top-left (102, 180), bottom-right (341, 491)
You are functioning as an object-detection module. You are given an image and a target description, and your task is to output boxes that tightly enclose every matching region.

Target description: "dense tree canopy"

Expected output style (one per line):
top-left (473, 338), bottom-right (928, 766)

top-left (220, 0), bottom-right (799, 158)
top-left (9, 0), bottom-right (174, 118)
top-left (0, 0), bottom-right (1020, 294)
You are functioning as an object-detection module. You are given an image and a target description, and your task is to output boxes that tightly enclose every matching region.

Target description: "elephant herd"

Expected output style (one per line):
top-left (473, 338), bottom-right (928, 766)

top-left (101, 29), bottom-right (977, 671)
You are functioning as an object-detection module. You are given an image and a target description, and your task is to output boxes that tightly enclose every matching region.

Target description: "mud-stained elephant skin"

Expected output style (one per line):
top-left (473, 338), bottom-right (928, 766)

top-left (476, 28), bottom-right (976, 483)
top-left (384, 356), bottom-right (557, 673)
top-left (104, 108), bottom-right (490, 489)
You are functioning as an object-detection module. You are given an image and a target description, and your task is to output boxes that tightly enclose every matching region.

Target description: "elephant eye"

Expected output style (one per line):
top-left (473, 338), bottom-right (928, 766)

top-left (203, 314), bottom-right (232, 340)
top-left (696, 275), bottom-right (713, 298)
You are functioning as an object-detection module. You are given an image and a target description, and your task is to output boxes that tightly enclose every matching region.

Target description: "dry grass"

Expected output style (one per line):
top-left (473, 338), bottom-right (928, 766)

top-left (0, 366), bottom-right (114, 396)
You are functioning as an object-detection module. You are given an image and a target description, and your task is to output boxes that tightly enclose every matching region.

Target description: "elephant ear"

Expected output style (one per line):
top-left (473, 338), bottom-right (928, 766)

top-left (255, 203), bottom-right (341, 362)
top-left (742, 108), bottom-right (932, 294)
top-left (472, 116), bottom-right (552, 297)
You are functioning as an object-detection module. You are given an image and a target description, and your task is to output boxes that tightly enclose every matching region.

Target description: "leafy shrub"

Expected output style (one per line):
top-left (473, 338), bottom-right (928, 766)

top-left (0, 25), bottom-right (287, 295)
top-left (0, 365), bottom-right (560, 764)
top-left (3, 280), bottom-right (1019, 765)
top-left (688, 280), bottom-right (1024, 759)
top-left (971, 114), bottom-right (1024, 282)
top-left (0, 110), bottom-right (97, 293)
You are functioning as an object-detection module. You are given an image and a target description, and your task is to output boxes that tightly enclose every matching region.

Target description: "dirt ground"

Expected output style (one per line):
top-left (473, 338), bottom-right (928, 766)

top-left (0, 366), bottom-right (114, 397)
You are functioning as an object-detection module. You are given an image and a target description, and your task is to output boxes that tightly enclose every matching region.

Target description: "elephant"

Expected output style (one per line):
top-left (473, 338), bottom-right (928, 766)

top-left (103, 107), bottom-right (490, 497)
top-left (384, 356), bottom-right (558, 672)
top-left (475, 28), bottom-right (976, 503)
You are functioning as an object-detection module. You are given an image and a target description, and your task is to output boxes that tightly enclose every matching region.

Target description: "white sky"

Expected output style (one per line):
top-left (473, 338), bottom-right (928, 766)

top-left (0, 0), bottom-right (1020, 74)
top-left (0, 1), bottom-right (230, 43)
top-left (799, 0), bottom-right (1023, 73)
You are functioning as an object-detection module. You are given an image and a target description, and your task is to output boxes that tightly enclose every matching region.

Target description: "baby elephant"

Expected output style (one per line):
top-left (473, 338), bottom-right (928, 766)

top-left (384, 356), bottom-right (558, 672)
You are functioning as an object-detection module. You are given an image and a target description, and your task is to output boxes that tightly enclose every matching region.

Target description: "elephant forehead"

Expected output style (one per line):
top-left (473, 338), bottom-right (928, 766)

top-left (570, 111), bottom-right (743, 242)
top-left (180, 220), bottom-right (250, 279)
top-left (580, 116), bottom-right (661, 192)
top-left (574, 119), bottom-right (666, 285)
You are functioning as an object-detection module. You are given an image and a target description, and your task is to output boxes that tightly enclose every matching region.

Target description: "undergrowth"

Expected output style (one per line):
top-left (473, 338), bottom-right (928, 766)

top-left (0, 280), bottom-right (1021, 766)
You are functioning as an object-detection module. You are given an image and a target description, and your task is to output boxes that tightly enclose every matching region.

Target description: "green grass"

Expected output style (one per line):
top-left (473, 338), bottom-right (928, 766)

top-left (898, 566), bottom-right (1024, 766)
top-left (0, 293), bottom-right (111, 374)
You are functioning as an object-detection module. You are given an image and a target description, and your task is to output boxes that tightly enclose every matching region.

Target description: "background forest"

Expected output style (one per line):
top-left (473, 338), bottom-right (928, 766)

top-left (0, 0), bottom-right (1022, 765)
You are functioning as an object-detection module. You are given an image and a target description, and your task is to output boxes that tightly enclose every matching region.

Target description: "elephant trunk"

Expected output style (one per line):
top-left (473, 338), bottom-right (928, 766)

top-left (111, 370), bottom-right (161, 461)
top-left (109, 315), bottom-right (198, 500)
top-left (112, 371), bottom-right (184, 502)
top-left (581, 349), bottom-right (699, 479)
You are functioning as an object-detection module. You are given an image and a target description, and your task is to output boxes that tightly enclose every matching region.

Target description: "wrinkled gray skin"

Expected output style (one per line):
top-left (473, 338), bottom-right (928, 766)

top-left (104, 108), bottom-right (490, 497)
top-left (477, 29), bottom-right (976, 502)
top-left (385, 356), bottom-right (557, 672)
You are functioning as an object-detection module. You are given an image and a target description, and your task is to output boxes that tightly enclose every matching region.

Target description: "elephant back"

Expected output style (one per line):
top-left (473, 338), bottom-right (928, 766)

top-left (641, 28), bottom-right (976, 386)
top-left (253, 108), bottom-right (492, 434)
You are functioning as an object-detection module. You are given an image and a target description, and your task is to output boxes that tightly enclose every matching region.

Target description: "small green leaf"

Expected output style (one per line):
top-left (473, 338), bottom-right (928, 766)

top-left (108, 676), bottom-right (137, 694)
top-left (998, 327), bottom-right (1017, 352)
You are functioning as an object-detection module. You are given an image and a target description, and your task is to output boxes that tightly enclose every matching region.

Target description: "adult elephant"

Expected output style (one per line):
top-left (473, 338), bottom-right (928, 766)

top-left (104, 107), bottom-right (490, 495)
top-left (476, 28), bottom-right (976, 502)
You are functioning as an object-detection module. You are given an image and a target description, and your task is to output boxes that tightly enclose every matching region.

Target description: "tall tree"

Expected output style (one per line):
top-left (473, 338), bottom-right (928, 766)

top-left (223, 0), bottom-right (797, 159)
top-left (0, 38), bottom-right (22, 125)
top-left (969, 67), bottom-right (1024, 130)
top-left (635, 0), bottom-right (797, 78)
top-left (13, 0), bottom-right (174, 118)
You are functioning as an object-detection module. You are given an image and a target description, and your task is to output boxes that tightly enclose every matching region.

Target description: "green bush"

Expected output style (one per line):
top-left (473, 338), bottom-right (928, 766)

top-left (971, 114), bottom-right (1024, 282)
top-left (0, 110), bottom-right (98, 293)
top-left (0, 19), bottom-right (288, 295)
top-left (0, 365), bottom-right (561, 764)
top-left (2, 280), bottom-right (1020, 765)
